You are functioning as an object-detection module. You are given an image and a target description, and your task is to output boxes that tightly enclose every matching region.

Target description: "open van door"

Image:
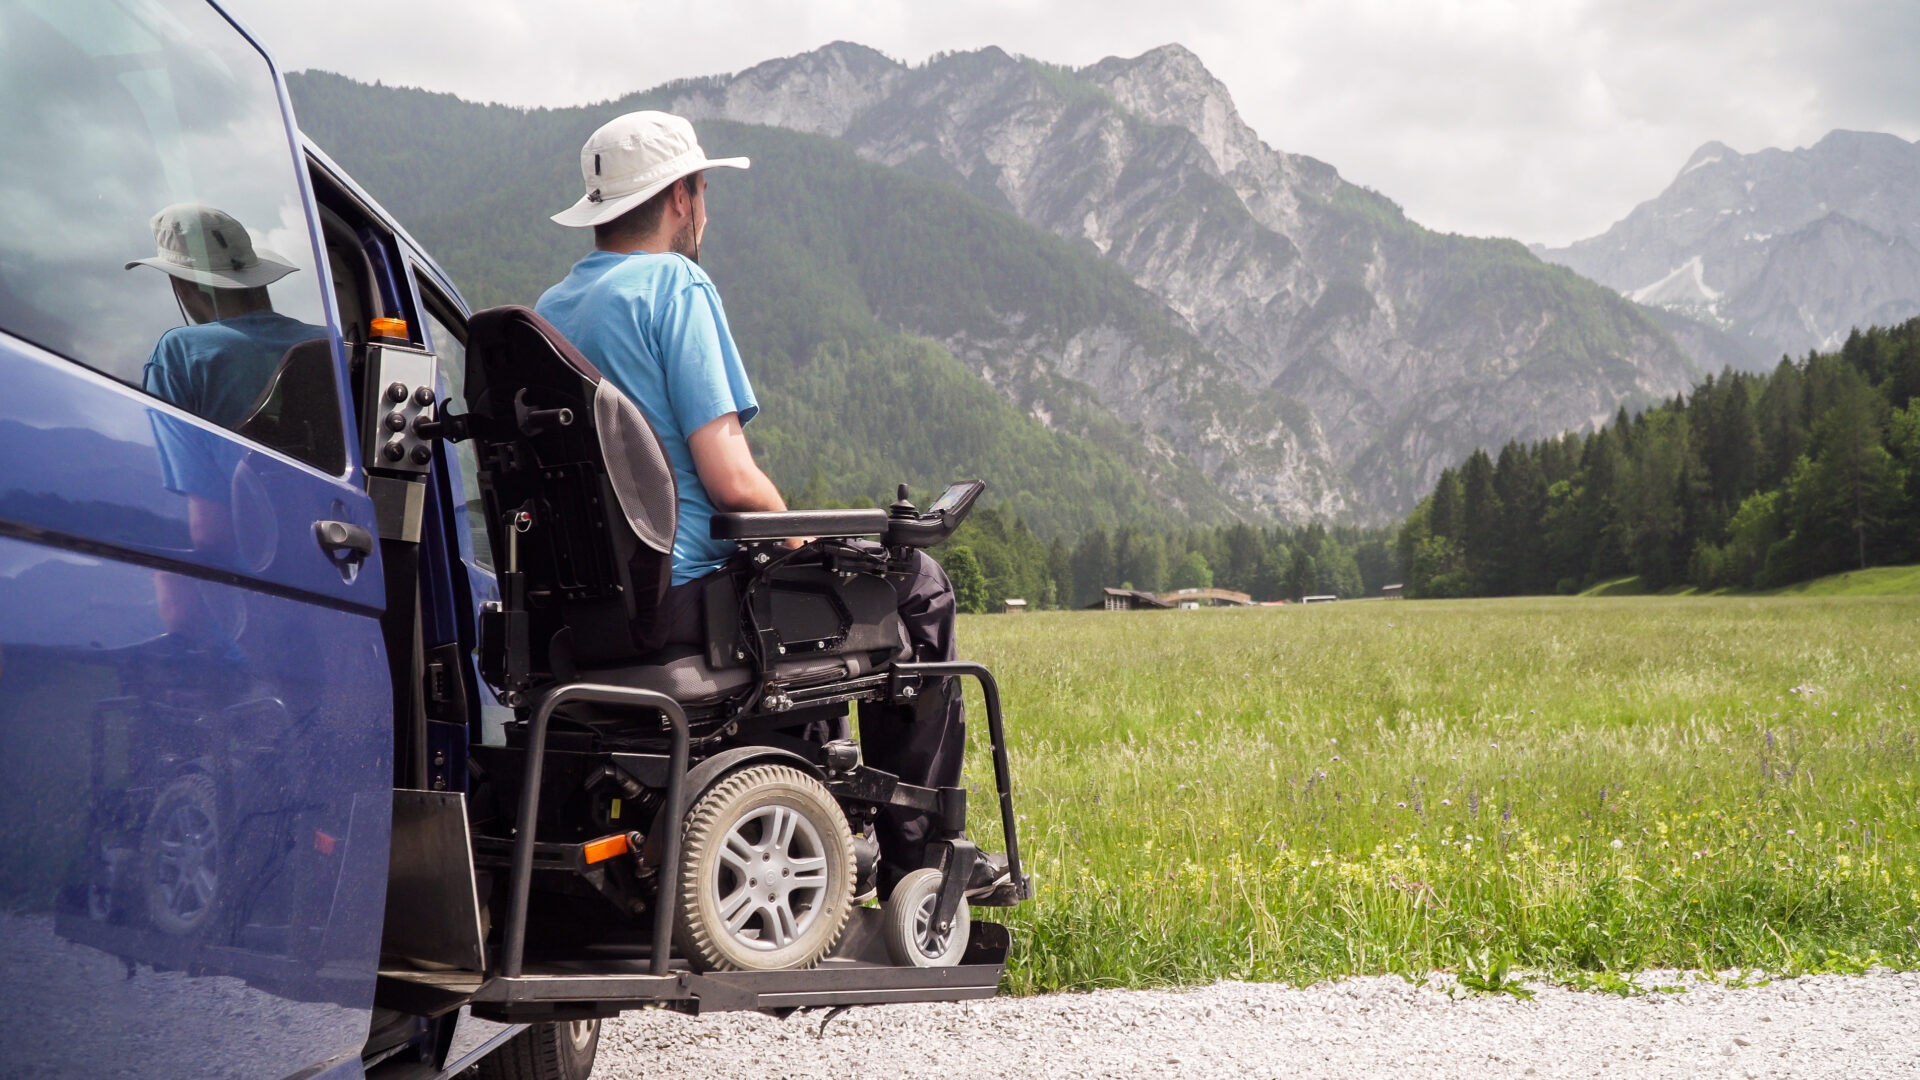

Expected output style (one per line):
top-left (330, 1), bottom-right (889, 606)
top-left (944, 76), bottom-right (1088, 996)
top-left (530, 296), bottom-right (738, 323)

top-left (0, 2), bottom-right (393, 1077)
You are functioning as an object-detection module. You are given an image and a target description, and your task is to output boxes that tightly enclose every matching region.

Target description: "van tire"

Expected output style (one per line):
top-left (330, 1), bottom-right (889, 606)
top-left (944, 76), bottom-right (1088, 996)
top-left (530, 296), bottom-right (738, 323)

top-left (474, 1019), bottom-right (599, 1080)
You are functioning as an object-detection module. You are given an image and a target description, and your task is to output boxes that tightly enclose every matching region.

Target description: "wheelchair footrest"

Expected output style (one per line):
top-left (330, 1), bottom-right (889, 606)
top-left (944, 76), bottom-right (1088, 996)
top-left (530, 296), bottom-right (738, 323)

top-left (966, 881), bottom-right (1027, 907)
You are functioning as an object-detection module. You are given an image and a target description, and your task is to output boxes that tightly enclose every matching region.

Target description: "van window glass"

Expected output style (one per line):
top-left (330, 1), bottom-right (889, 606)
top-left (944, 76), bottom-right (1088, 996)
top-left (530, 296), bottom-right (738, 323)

top-left (419, 292), bottom-right (492, 570)
top-left (0, 0), bottom-right (343, 474)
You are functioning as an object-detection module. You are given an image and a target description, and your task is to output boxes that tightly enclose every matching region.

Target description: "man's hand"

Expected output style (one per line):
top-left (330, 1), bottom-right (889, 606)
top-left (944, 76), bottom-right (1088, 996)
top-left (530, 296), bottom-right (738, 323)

top-left (688, 411), bottom-right (787, 513)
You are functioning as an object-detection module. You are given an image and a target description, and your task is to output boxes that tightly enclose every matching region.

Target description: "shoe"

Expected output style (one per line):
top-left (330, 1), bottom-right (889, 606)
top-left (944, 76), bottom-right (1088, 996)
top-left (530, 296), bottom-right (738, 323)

top-left (964, 851), bottom-right (1011, 899)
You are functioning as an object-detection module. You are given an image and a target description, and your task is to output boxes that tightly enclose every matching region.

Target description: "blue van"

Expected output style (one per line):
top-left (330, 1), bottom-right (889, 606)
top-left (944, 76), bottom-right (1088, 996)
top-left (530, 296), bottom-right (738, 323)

top-left (0, 2), bottom-right (1027, 1077)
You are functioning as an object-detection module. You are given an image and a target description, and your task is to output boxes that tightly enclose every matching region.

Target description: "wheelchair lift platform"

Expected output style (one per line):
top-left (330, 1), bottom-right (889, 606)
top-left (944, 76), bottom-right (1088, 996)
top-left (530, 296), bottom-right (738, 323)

top-left (378, 917), bottom-right (1012, 1022)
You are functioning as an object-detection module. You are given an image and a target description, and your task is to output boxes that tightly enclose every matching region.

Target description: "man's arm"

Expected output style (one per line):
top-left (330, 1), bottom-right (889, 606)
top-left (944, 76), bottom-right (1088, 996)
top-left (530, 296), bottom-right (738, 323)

top-left (687, 411), bottom-right (785, 513)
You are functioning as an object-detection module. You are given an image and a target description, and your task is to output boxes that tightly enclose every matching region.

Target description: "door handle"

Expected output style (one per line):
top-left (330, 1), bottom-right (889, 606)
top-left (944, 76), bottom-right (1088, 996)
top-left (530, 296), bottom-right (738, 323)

top-left (314, 519), bottom-right (375, 559)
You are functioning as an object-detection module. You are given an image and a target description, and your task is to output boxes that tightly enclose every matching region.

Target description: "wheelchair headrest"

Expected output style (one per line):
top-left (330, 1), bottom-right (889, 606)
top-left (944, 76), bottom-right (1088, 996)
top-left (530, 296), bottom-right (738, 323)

top-left (464, 305), bottom-right (676, 559)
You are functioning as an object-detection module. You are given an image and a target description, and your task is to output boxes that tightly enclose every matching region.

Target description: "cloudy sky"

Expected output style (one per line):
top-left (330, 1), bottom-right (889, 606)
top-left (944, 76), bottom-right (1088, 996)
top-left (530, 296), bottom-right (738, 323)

top-left (224, 0), bottom-right (1917, 246)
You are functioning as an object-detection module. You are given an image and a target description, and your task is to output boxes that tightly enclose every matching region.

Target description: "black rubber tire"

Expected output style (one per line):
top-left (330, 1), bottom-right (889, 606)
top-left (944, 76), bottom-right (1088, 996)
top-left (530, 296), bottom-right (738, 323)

top-left (672, 764), bottom-right (855, 972)
top-left (141, 773), bottom-right (222, 936)
top-left (473, 1019), bottom-right (599, 1080)
top-left (880, 867), bottom-right (970, 967)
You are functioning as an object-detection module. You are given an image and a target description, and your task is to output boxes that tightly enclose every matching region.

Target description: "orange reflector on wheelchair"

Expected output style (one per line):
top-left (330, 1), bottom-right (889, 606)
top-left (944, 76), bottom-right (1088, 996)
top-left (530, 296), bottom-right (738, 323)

top-left (583, 833), bottom-right (630, 864)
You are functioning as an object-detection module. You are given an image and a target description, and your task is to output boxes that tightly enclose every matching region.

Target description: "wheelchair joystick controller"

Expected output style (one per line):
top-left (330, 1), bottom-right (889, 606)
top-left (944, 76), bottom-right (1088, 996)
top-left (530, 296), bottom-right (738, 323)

top-left (888, 484), bottom-right (917, 519)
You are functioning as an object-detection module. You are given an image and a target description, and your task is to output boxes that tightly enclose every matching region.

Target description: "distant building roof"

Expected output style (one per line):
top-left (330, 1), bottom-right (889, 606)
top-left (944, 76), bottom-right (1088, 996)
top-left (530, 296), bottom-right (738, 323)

top-left (1156, 587), bottom-right (1253, 607)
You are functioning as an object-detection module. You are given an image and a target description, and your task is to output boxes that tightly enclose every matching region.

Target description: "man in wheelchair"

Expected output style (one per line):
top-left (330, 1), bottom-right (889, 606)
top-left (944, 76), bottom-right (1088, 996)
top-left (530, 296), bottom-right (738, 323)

top-left (450, 111), bottom-right (1023, 978)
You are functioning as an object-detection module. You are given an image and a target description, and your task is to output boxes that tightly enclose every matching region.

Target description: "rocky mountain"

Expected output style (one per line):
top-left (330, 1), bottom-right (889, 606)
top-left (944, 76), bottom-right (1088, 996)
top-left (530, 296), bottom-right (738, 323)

top-left (663, 42), bottom-right (1698, 516)
top-left (1538, 131), bottom-right (1920, 366)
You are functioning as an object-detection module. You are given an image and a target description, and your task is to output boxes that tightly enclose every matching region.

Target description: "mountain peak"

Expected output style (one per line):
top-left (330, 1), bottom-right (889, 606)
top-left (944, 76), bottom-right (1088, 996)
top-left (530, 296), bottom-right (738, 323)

top-left (1089, 42), bottom-right (1228, 96)
top-left (1678, 140), bottom-right (1736, 178)
top-left (1124, 43), bottom-right (1210, 74)
top-left (806, 41), bottom-right (903, 73)
top-left (668, 41), bottom-right (905, 137)
top-left (1808, 128), bottom-right (1920, 165)
top-left (1542, 128), bottom-right (1920, 363)
top-left (1082, 43), bottom-right (1251, 174)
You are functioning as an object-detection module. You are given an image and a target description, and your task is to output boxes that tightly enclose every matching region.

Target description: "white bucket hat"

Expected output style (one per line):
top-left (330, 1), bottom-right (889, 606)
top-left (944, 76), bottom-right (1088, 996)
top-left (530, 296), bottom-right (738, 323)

top-left (125, 202), bottom-right (299, 289)
top-left (551, 111), bottom-right (749, 229)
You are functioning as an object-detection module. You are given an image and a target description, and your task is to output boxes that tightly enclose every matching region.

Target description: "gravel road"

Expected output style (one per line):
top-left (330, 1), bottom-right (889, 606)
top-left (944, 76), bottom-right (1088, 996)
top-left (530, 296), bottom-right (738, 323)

top-left (593, 970), bottom-right (1920, 1080)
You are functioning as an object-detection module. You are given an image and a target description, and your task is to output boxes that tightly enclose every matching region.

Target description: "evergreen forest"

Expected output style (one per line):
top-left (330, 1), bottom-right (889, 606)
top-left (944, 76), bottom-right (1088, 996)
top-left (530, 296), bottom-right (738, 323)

top-left (1395, 318), bottom-right (1920, 597)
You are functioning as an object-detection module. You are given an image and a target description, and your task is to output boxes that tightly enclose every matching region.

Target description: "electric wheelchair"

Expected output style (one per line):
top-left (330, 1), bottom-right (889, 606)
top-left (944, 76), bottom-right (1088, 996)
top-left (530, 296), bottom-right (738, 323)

top-left (450, 306), bottom-right (1029, 986)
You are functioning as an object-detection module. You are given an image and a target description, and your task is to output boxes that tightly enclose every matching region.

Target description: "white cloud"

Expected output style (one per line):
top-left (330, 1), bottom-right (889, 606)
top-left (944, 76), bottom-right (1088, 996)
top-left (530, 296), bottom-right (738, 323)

top-left (222, 0), bottom-right (1918, 246)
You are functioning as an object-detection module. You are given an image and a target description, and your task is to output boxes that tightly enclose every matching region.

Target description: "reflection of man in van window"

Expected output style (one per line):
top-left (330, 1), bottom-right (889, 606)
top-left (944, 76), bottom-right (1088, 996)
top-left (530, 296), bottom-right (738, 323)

top-left (128, 203), bottom-right (326, 437)
top-left (128, 204), bottom-right (324, 645)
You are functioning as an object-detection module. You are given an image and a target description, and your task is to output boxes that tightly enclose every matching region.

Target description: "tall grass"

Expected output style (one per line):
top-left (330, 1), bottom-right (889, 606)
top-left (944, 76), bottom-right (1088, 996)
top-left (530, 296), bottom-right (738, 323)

top-left (949, 597), bottom-right (1920, 992)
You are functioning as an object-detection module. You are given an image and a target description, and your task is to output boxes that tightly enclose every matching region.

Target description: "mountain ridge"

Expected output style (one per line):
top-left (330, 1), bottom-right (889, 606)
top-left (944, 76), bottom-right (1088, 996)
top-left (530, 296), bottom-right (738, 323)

top-left (662, 41), bottom-right (1698, 516)
top-left (1539, 130), bottom-right (1920, 364)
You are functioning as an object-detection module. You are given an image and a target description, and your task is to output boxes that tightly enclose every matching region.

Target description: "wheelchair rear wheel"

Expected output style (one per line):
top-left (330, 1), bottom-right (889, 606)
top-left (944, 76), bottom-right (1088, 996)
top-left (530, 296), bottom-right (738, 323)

top-left (673, 764), bottom-right (855, 971)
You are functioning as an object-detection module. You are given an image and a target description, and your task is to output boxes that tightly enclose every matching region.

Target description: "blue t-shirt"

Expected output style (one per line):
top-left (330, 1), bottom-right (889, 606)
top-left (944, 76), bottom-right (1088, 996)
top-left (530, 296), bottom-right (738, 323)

top-left (536, 251), bottom-right (759, 585)
top-left (143, 310), bottom-right (329, 498)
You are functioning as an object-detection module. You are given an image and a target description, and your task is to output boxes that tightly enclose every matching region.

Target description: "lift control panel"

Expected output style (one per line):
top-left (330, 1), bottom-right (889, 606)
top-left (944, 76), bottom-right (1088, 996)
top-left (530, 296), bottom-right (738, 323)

top-left (363, 343), bottom-right (440, 476)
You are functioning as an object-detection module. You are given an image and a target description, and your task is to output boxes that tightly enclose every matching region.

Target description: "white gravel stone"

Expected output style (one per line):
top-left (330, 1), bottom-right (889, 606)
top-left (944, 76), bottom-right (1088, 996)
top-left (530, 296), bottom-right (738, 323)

top-left (592, 971), bottom-right (1920, 1080)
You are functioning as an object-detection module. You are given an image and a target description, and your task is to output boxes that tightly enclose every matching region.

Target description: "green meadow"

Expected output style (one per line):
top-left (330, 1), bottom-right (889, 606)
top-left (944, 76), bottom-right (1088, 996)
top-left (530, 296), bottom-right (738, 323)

top-left (950, 596), bottom-right (1920, 993)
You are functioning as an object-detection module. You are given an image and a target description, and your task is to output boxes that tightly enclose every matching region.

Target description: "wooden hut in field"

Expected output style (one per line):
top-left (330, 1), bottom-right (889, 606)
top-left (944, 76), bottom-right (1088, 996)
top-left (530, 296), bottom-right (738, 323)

top-left (1087, 587), bottom-right (1173, 611)
top-left (1002, 598), bottom-right (1028, 614)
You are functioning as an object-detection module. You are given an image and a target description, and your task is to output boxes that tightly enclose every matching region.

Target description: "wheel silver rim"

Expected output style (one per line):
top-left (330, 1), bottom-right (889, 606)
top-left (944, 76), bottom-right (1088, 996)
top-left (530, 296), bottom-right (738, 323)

top-left (154, 802), bottom-right (217, 925)
top-left (713, 804), bottom-right (829, 951)
top-left (567, 1020), bottom-right (595, 1051)
top-left (911, 891), bottom-right (954, 958)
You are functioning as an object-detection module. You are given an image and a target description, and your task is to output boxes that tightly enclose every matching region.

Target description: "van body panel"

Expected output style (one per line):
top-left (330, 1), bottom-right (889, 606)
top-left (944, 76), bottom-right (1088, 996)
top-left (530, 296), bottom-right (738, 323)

top-left (0, 526), bottom-right (391, 1077)
top-left (0, 0), bottom-right (397, 1074)
top-left (0, 335), bottom-right (384, 611)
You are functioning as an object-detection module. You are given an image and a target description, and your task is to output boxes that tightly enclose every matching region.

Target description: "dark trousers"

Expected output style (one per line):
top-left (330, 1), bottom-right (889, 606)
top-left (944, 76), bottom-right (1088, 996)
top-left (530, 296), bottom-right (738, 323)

top-left (856, 547), bottom-right (965, 883)
top-left (662, 546), bottom-right (965, 880)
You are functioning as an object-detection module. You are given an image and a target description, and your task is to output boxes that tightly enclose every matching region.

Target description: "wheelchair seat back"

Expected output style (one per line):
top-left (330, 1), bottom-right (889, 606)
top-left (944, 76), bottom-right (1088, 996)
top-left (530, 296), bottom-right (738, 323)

top-left (463, 305), bottom-right (678, 673)
top-left (461, 306), bottom-right (909, 713)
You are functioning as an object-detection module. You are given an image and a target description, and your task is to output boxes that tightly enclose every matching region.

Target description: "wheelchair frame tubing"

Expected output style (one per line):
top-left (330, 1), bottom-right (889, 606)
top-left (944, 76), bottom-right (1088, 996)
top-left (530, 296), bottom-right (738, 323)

top-left (891, 661), bottom-right (1028, 900)
top-left (501, 683), bottom-right (691, 978)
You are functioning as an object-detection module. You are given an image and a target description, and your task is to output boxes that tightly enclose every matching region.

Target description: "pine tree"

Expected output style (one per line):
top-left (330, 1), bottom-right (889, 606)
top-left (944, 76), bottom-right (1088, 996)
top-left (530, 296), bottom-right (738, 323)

top-left (944, 545), bottom-right (990, 614)
top-left (1169, 551), bottom-right (1213, 590)
top-left (1459, 449), bottom-right (1503, 591)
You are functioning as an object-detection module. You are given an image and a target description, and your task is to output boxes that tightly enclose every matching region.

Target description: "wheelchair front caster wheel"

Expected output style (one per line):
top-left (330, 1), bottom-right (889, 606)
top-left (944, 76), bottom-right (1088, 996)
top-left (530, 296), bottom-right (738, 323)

top-left (674, 764), bottom-right (856, 972)
top-left (881, 867), bottom-right (969, 967)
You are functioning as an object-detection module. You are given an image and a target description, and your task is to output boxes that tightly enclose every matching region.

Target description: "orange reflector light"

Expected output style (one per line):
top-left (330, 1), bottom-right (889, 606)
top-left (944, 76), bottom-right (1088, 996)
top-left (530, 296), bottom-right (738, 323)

top-left (370, 316), bottom-right (409, 338)
top-left (583, 833), bottom-right (630, 864)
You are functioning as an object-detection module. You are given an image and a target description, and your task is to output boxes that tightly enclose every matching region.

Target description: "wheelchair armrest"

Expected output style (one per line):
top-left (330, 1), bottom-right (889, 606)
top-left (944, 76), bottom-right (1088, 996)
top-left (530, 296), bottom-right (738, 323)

top-left (710, 508), bottom-right (891, 541)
